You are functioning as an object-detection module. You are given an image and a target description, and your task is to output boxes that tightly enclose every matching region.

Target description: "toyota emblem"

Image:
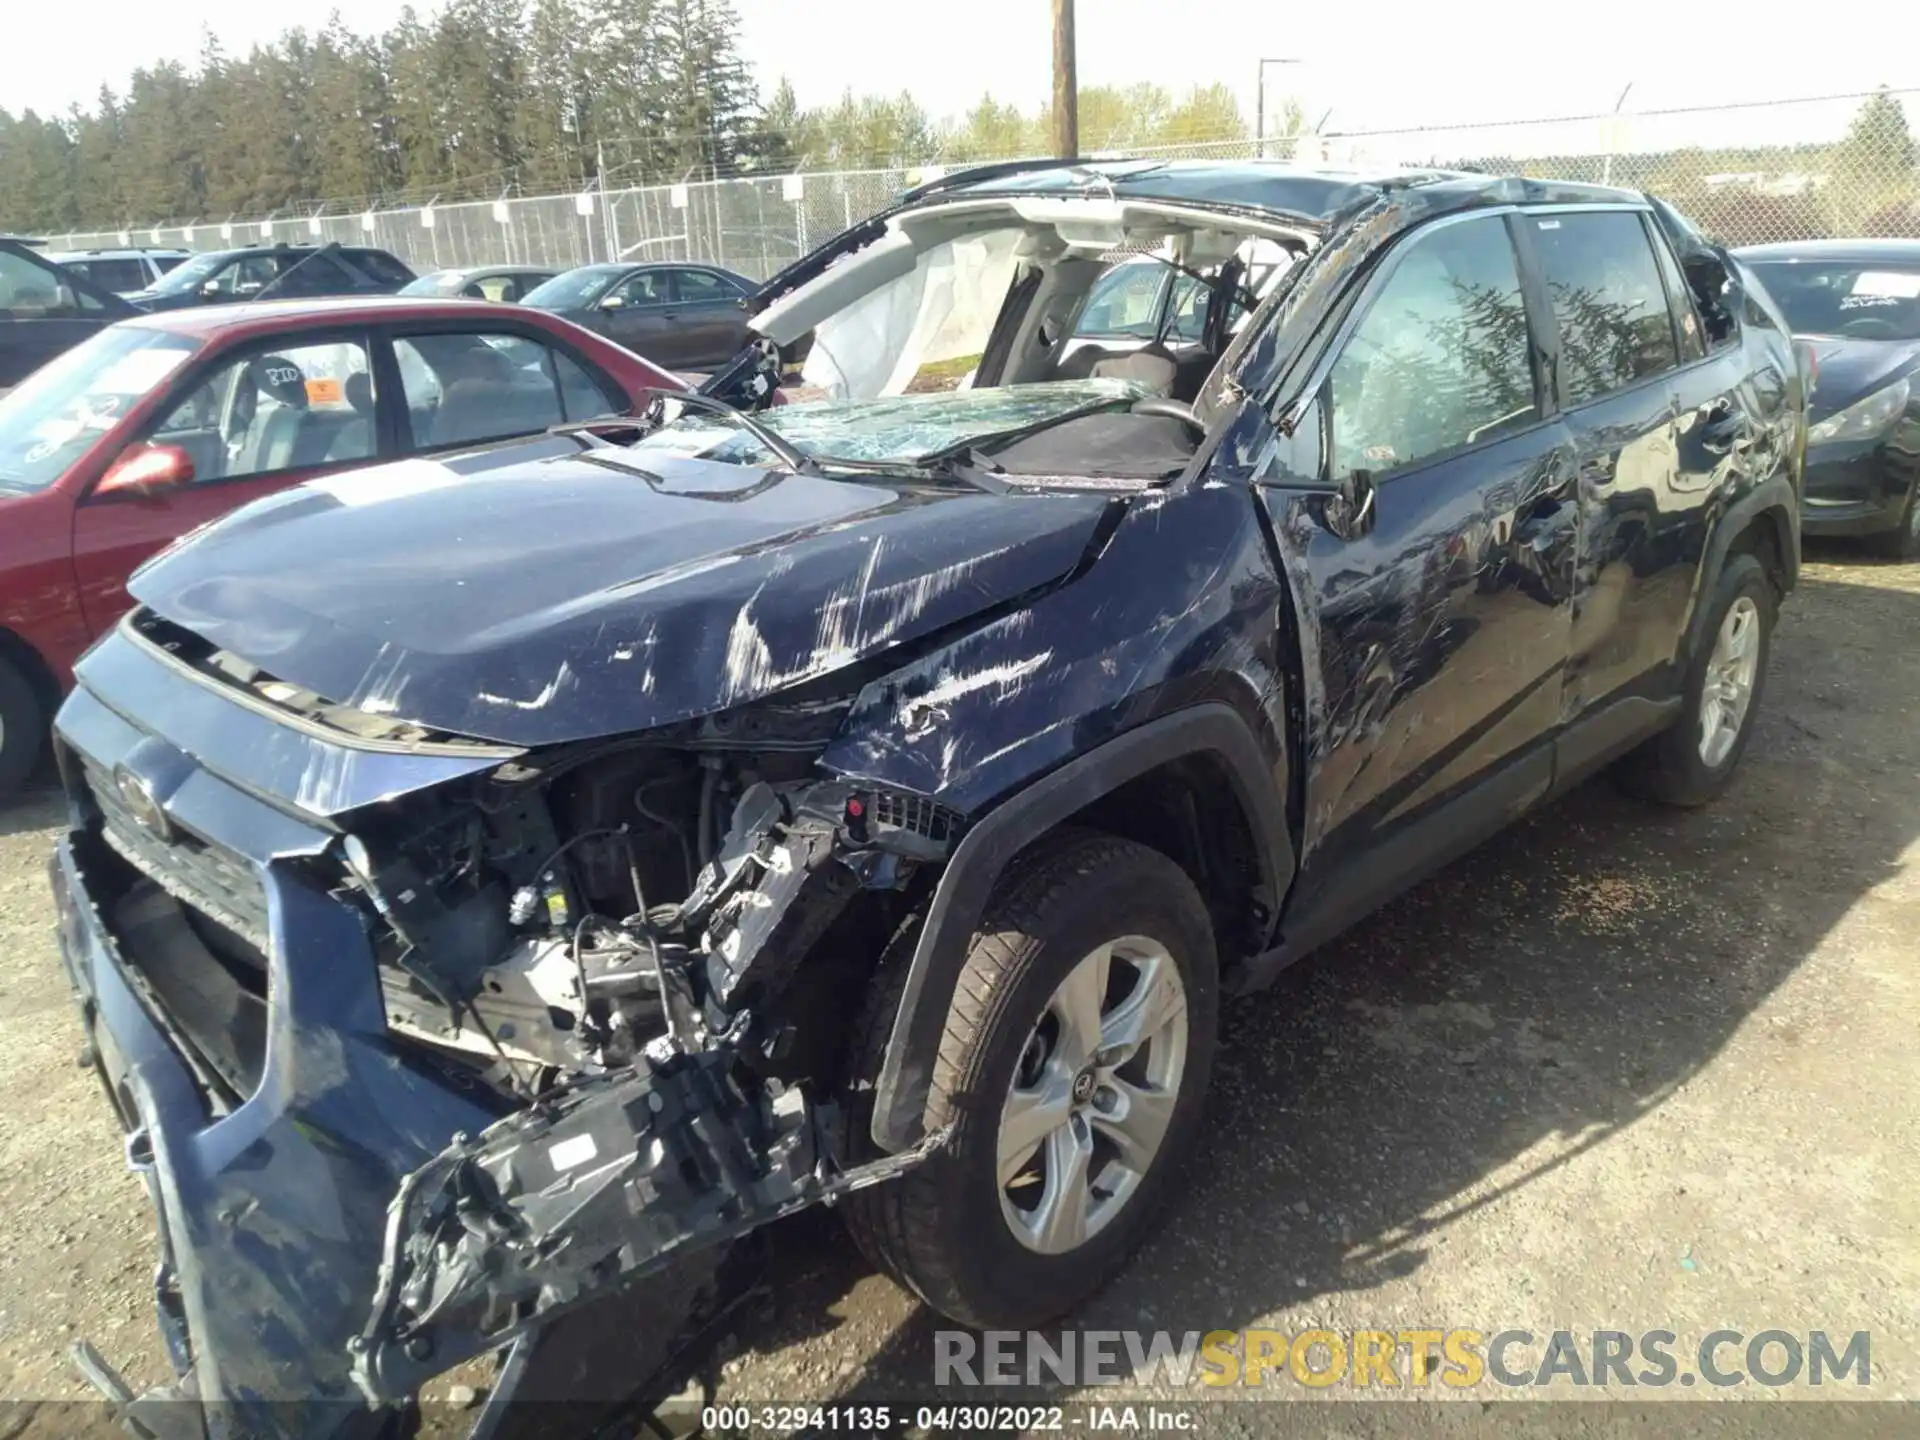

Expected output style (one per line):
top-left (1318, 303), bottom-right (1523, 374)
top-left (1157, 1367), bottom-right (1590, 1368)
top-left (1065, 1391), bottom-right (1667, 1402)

top-left (112, 765), bottom-right (173, 843)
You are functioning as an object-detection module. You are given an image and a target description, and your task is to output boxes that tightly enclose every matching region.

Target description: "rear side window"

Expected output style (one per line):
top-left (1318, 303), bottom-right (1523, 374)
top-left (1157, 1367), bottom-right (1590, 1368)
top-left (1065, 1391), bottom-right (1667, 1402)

top-left (70, 258), bottom-right (150, 293)
top-left (1645, 224), bottom-right (1707, 363)
top-left (671, 268), bottom-right (736, 303)
top-left (395, 331), bottom-right (575, 448)
top-left (347, 249), bottom-right (415, 287)
top-left (1327, 214), bottom-right (1538, 480)
top-left (1528, 211), bottom-right (1680, 405)
top-left (274, 252), bottom-right (358, 297)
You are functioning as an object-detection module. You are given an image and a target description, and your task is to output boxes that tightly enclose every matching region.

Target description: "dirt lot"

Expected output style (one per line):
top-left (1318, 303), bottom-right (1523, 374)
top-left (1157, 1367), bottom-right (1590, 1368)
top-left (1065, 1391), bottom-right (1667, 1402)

top-left (0, 547), bottom-right (1915, 1427)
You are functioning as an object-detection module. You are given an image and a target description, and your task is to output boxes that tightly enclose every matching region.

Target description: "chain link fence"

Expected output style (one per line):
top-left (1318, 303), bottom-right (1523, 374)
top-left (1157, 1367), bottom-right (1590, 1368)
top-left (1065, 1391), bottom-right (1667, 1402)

top-left (47, 90), bottom-right (1920, 272)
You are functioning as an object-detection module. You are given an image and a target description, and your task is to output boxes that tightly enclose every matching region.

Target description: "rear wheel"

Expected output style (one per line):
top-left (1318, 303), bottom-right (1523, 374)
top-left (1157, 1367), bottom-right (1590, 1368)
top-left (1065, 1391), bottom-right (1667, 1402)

top-left (1618, 551), bottom-right (1772, 807)
top-left (0, 655), bottom-right (44, 800)
top-left (844, 833), bottom-right (1217, 1328)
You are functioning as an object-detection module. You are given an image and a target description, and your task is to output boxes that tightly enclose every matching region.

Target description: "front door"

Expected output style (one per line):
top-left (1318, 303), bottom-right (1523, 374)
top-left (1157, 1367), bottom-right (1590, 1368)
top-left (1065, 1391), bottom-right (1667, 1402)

top-left (599, 270), bottom-right (680, 364)
top-left (1256, 212), bottom-right (1578, 930)
top-left (70, 333), bottom-right (386, 633)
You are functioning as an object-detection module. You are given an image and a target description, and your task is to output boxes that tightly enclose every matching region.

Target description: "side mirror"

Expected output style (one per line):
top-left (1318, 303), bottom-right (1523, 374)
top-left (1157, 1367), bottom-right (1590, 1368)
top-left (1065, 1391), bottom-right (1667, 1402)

top-left (1319, 468), bottom-right (1377, 541)
top-left (599, 293), bottom-right (627, 311)
top-left (201, 279), bottom-right (223, 297)
top-left (97, 443), bottom-right (195, 499)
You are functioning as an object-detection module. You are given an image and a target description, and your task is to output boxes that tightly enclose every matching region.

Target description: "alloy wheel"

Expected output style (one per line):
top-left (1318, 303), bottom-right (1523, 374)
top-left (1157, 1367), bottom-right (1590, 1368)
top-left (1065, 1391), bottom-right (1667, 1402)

top-left (997, 936), bottom-right (1189, 1255)
top-left (1699, 595), bottom-right (1761, 768)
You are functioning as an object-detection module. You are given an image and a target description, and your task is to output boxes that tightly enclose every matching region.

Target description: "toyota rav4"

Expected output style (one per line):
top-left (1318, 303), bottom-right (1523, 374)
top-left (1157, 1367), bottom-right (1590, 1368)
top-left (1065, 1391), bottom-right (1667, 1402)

top-left (50, 161), bottom-right (1804, 1437)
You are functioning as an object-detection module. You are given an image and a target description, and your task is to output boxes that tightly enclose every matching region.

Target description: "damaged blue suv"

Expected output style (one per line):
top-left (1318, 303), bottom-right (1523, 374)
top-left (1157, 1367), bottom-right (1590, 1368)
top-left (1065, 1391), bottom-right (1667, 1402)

top-left (51, 161), bottom-right (1804, 1436)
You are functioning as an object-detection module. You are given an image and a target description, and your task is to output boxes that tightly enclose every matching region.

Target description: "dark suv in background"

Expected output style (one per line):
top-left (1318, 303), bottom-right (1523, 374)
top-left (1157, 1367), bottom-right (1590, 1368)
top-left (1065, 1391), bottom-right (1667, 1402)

top-left (125, 243), bottom-right (416, 312)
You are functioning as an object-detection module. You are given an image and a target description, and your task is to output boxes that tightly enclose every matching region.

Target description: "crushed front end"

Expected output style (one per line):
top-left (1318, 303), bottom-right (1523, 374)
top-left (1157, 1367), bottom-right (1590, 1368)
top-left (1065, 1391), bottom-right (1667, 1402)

top-left (51, 615), bottom-right (955, 1436)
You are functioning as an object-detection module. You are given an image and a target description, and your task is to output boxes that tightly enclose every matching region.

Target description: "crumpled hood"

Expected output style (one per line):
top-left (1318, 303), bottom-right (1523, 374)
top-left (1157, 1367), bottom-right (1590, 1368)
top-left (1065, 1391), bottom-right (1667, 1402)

top-left (1807, 337), bottom-right (1920, 419)
top-left (129, 440), bottom-right (1111, 747)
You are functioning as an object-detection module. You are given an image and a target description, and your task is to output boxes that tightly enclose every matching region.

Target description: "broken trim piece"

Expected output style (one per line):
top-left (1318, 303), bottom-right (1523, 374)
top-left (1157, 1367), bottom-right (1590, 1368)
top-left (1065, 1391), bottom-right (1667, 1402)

top-left (351, 1047), bottom-right (946, 1404)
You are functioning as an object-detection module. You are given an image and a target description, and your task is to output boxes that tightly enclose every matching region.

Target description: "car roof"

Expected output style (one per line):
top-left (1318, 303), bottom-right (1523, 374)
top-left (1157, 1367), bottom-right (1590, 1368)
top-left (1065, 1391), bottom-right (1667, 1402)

top-left (119, 295), bottom-right (553, 338)
top-left (47, 247), bottom-right (191, 260)
top-left (927, 158), bottom-right (1648, 230)
top-left (1733, 238), bottom-right (1920, 264)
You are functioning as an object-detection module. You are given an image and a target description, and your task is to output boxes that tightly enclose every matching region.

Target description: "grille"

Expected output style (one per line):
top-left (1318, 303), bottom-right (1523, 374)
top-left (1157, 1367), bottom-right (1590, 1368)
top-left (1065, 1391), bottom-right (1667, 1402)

top-left (870, 790), bottom-right (960, 847)
top-left (82, 759), bottom-right (271, 951)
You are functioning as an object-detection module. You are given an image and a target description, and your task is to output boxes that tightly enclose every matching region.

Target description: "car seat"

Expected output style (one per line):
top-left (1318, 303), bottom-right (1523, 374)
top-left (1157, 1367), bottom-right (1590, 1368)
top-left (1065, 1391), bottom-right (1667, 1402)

top-left (235, 355), bottom-right (311, 474)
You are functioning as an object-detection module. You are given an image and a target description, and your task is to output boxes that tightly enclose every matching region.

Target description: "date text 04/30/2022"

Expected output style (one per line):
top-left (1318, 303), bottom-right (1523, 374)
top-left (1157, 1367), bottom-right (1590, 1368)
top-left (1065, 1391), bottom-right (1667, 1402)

top-left (699, 1405), bottom-right (1199, 1432)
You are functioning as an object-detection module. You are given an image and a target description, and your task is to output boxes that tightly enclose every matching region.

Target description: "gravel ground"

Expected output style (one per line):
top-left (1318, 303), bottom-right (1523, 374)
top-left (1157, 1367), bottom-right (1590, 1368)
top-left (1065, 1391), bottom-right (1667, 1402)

top-left (0, 548), bottom-right (1915, 1432)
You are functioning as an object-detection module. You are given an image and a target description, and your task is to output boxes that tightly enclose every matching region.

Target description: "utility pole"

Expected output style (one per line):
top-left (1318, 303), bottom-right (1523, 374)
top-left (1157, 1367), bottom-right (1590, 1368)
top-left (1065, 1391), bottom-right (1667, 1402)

top-left (1255, 57), bottom-right (1301, 159)
top-left (1052, 0), bottom-right (1078, 158)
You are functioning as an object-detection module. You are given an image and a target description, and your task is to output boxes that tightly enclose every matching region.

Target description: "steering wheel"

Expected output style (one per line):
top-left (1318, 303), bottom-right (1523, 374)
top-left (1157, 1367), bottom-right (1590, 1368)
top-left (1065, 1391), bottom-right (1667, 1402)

top-left (1131, 397), bottom-right (1206, 434)
top-left (1840, 316), bottom-right (1901, 341)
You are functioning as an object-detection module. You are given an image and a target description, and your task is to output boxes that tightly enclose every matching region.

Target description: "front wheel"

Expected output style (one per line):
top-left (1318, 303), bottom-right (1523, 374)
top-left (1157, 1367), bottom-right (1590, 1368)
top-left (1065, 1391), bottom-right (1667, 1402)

top-left (844, 834), bottom-right (1218, 1329)
top-left (1617, 551), bottom-right (1773, 807)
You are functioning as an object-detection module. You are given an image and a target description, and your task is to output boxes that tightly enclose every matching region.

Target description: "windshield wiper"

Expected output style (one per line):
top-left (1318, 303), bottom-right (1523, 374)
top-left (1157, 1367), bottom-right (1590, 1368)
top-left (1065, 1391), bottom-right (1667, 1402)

top-left (641, 387), bottom-right (822, 477)
top-left (812, 448), bottom-right (1010, 495)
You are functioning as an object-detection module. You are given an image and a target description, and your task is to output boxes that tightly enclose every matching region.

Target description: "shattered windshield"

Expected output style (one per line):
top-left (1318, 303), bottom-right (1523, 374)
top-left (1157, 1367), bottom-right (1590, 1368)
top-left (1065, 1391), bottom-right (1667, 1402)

top-left (626, 378), bottom-right (1150, 471)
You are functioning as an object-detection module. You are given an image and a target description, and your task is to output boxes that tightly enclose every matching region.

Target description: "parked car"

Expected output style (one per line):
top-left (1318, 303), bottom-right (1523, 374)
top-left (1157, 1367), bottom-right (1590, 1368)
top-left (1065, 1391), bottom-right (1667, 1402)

top-left (123, 243), bottom-right (417, 312)
top-left (47, 247), bottom-right (193, 296)
top-left (0, 237), bottom-right (136, 391)
top-left (523, 261), bottom-right (755, 367)
top-left (1735, 239), bottom-right (1920, 557)
top-left (51, 163), bottom-right (1803, 1432)
top-left (0, 296), bottom-right (679, 793)
top-left (400, 266), bottom-right (560, 302)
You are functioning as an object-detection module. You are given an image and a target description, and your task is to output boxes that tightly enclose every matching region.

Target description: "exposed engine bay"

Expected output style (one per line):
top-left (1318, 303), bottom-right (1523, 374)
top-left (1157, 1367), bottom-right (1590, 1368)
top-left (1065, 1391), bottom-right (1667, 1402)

top-left (335, 726), bottom-right (956, 1400)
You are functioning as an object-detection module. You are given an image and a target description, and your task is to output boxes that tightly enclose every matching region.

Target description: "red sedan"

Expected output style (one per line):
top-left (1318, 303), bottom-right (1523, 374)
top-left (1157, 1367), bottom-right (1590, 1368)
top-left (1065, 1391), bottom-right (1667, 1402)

top-left (0, 296), bottom-right (680, 794)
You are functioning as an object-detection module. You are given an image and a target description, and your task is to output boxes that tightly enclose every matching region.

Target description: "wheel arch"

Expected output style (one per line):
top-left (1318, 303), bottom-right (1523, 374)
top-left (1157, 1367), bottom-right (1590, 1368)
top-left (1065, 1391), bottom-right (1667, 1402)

top-left (1685, 479), bottom-right (1798, 672)
top-left (867, 703), bottom-right (1295, 1152)
top-left (0, 625), bottom-right (61, 723)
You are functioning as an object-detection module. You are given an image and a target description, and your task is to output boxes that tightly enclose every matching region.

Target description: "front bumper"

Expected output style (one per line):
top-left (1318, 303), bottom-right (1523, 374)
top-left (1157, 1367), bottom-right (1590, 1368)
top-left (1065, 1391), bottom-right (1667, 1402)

top-left (1800, 441), bottom-right (1918, 536)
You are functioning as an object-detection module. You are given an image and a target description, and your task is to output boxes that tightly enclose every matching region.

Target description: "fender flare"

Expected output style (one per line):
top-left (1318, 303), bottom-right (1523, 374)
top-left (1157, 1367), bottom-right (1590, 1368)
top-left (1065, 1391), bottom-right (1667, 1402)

top-left (868, 702), bottom-right (1295, 1152)
top-left (1683, 474), bottom-right (1799, 673)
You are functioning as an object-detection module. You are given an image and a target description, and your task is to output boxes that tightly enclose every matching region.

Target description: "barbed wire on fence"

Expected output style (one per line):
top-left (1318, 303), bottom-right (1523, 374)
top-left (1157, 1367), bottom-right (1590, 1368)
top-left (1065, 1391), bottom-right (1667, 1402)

top-left (49, 90), bottom-right (1920, 277)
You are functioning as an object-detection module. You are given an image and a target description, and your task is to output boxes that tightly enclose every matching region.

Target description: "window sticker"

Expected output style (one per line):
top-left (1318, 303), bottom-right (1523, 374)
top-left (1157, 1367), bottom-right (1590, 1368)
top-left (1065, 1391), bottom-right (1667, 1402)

top-left (1850, 271), bottom-right (1920, 299)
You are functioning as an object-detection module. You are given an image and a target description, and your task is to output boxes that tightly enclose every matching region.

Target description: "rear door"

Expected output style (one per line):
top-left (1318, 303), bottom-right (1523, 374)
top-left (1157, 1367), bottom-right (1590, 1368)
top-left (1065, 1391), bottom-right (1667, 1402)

top-left (1521, 208), bottom-right (1697, 734)
top-left (1257, 211), bottom-right (1577, 925)
top-left (70, 331), bottom-right (387, 632)
top-left (0, 240), bottom-right (134, 389)
top-left (665, 268), bottom-right (750, 366)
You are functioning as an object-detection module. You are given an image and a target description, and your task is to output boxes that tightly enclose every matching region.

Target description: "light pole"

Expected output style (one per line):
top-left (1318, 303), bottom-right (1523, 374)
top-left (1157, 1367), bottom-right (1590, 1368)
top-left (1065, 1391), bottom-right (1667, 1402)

top-left (1255, 57), bottom-right (1302, 160)
top-left (1602, 81), bottom-right (1634, 187)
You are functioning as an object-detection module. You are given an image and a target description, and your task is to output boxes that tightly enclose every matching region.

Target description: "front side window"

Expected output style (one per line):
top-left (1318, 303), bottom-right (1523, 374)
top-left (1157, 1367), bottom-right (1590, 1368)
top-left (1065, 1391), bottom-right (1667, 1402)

top-left (612, 270), bottom-right (671, 308)
top-left (148, 338), bottom-right (375, 481)
top-left (1528, 211), bottom-right (1680, 406)
top-left (1328, 216), bottom-right (1538, 479)
top-left (395, 331), bottom-right (571, 448)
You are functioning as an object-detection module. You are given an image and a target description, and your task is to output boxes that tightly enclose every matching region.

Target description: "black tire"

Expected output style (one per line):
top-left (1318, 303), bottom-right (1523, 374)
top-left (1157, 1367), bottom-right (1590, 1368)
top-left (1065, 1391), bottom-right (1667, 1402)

top-left (1617, 551), bottom-right (1773, 808)
top-left (0, 654), bottom-right (44, 800)
top-left (1867, 485), bottom-right (1920, 560)
top-left (842, 833), bottom-right (1218, 1329)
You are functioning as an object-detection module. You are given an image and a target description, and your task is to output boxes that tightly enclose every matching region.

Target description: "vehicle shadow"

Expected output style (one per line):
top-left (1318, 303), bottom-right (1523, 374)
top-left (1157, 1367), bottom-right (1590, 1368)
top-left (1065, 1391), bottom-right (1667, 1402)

top-left (701, 568), bottom-right (1919, 1409)
top-left (0, 768), bottom-right (63, 840)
